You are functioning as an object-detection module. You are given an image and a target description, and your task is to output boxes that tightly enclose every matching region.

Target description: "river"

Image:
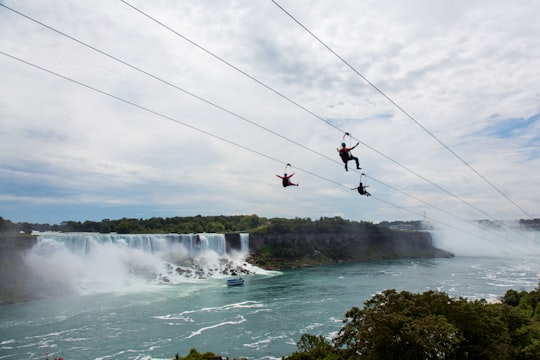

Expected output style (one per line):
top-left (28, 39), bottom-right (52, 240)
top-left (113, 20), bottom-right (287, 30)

top-left (0, 231), bottom-right (539, 360)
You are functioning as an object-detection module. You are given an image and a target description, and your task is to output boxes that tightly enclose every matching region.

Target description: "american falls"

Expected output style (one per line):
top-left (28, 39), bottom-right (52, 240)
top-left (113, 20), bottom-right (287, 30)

top-left (23, 232), bottom-right (258, 296)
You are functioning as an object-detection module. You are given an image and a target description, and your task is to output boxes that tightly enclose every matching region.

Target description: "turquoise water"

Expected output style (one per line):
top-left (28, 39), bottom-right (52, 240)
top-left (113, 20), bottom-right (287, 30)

top-left (1, 255), bottom-right (539, 360)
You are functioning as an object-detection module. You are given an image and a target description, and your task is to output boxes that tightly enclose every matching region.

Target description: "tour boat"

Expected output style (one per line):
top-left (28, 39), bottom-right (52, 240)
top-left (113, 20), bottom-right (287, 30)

top-left (226, 277), bottom-right (245, 286)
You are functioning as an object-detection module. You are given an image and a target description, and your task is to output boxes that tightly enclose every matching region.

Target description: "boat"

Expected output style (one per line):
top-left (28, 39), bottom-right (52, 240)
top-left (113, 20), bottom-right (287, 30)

top-left (226, 277), bottom-right (245, 286)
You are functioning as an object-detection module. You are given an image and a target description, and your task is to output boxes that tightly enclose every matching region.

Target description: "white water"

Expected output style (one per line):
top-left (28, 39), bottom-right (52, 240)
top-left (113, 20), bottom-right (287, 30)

top-left (24, 233), bottom-right (262, 297)
top-left (3, 256), bottom-right (539, 360)
top-left (22, 227), bottom-right (540, 298)
top-left (2, 229), bottom-right (540, 359)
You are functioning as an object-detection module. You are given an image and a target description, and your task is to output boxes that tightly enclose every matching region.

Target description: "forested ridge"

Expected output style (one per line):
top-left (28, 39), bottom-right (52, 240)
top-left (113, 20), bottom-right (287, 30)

top-left (2, 215), bottom-right (539, 234)
top-left (0, 215), bottom-right (412, 234)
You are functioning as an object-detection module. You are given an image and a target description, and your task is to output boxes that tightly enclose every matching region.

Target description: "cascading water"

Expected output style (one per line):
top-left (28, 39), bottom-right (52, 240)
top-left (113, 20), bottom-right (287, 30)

top-left (24, 232), bottom-right (259, 296)
top-left (240, 233), bottom-right (249, 253)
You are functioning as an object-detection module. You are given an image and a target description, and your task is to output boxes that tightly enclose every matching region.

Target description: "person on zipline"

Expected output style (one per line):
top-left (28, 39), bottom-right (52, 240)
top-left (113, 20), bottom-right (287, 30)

top-left (352, 182), bottom-right (371, 196)
top-left (276, 172), bottom-right (299, 187)
top-left (337, 142), bottom-right (361, 171)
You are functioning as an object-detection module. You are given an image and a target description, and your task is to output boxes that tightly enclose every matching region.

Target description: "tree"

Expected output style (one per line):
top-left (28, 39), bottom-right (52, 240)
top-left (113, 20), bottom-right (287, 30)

top-left (20, 222), bottom-right (32, 235)
top-left (173, 348), bottom-right (222, 359)
top-left (329, 289), bottom-right (537, 359)
top-left (285, 334), bottom-right (338, 360)
top-left (334, 290), bottom-right (462, 359)
top-left (267, 218), bottom-right (294, 233)
top-left (0, 217), bottom-right (8, 232)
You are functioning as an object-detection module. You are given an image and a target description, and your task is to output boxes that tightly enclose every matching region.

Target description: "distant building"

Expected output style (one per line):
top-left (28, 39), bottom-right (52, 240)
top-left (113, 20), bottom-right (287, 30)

top-left (388, 224), bottom-right (417, 231)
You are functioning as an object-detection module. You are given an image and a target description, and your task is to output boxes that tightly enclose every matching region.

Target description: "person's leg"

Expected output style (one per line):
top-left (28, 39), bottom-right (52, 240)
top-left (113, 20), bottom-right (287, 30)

top-left (353, 156), bottom-right (360, 169)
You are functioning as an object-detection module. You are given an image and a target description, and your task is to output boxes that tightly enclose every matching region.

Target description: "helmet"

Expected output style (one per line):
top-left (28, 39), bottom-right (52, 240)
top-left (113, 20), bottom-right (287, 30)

top-left (341, 142), bottom-right (346, 147)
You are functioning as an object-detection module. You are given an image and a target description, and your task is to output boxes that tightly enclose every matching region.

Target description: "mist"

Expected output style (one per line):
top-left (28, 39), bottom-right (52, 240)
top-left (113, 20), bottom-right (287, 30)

top-left (430, 219), bottom-right (540, 257)
top-left (18, 233), bottom-right (258, 298)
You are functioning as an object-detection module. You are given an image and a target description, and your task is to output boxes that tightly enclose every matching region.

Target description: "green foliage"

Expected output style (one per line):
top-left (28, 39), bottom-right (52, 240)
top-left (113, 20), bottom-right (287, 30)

top-left (6, 216), bottom-right (540, 236)
top-left (20, 222), bottom-right (32, 235)
top-left (334, 290), bottom-right (463, 359)
top-left (287, 285), bottom-right (540, 360)
top-left (7, 214), bottom-right (396, 235)
top-left (172, 348), bottom-right (248, 360)
top-left (21, 215), bottom-right (271, 234)
top-left (267, 218), bottom-right (295, 233)
top-left (519, 218), bottom-right (540, 231)
top-left (285, 334), bottom-right (338, 360)
top-left (173, 348), bottom-right (221, 359)
top-left (503, 286), bottom-right (540, 320)
top-left (0, 217), bottom-right (23, 233)
top-left (265, 216), bottom-right (386, 235)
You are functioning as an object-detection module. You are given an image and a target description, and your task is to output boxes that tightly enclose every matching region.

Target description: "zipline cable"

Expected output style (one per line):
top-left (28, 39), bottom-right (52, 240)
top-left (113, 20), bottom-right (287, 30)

top-left (269, 0), bottom-right (532, 220)
top-left (0, 50), bottom-right (344, 190)
top-left (115, 1), bottom-right (530, 228)
top-left (371, 195), bottom-right (527, 252)
top-left (0, 3), bottom-right (341, 176)
top-left (0, 4), bottom-right (529, 240)
top-left (118, 0), bottom-right (343, 134)
top-left (363, 174), bottom-right (512, 242)
top-left (2, 50), bottom-right (530, 249)
top-left (0, 3), bottom-right (466, 218)
top-left (358, 139), bottom-right (500, 222)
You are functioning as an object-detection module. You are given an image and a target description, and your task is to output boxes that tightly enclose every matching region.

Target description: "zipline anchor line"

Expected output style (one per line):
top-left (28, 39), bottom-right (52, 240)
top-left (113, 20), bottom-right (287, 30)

top-left (2, 48), bottom-right (514, 246)
top-left (2, 3), bottom-right (531, 235)
top-left (119, 0), bottom-right (532, 224)
top-left (270, 0), bottom-right (532, 220)
top-left (0, 3), bottom-right (345, 179)
top-left (0, 50), bottom-right (349, 191)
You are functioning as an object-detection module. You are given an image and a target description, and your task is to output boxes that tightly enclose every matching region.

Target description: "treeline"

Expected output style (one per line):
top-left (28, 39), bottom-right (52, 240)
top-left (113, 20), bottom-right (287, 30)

top-left (0, 217), bottom-right (32, 234)
top-left (173, 284), bottom-right (540, 360)
top-left (520, 218), bottom-right (540, 230)
top-left (475, 218), bottom-right (540, 230)
top-left (3, 215), bottom-right (539, 235)
top-left (1, 215), bottom-right (386, 235)
top-left (0, 215), bottom-right (267, 234)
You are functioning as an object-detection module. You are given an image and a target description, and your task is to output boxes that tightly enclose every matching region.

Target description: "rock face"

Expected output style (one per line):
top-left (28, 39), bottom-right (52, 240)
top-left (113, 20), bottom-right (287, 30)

top-left (246, 231), bottom-right (453, 270)
top-left (225, 233), bottom-right (242, 251)
top-left (0, 234), bottom-right (37, 303)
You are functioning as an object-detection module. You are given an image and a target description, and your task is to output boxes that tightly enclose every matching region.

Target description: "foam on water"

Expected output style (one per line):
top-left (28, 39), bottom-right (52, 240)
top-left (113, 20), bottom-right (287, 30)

top-left (4, 226), bottom-right (539, 359)
top-left (2, 254), bottom-right (540, 360)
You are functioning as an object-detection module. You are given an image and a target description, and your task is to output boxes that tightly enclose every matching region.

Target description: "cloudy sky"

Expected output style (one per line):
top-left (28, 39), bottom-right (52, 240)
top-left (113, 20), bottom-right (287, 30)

top-left (1, 0), bottom-right (539, 226)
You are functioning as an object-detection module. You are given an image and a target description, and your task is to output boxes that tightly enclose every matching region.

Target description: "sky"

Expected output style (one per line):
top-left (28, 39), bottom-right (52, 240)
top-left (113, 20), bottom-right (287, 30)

top-left (0, 0), bottom-right (539, 226)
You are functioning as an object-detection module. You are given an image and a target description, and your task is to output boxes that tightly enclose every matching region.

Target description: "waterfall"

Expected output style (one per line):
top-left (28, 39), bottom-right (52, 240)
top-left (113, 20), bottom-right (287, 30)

top-left (198, 233), bottom-right (226, 256)
top-left (25, 232), bottom-right (258, 296)
top-left (240, 233), bottom-right (249, 253)
top-left (35, 233), bottom-right (231, 256)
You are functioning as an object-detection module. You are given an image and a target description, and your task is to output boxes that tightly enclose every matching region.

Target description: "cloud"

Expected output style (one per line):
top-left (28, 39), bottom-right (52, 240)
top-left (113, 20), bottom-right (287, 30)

top-left (0, 0), bottom-right (539, 226)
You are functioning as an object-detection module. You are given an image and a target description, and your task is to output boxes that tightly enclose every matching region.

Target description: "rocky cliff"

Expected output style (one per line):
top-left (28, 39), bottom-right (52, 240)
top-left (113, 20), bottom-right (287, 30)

top-left (0, 234), bottom-right (37, 303)
top-left (246, 230), bottom-right (453, 270)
